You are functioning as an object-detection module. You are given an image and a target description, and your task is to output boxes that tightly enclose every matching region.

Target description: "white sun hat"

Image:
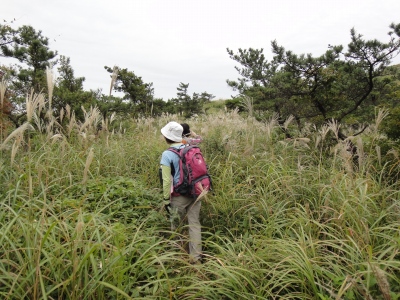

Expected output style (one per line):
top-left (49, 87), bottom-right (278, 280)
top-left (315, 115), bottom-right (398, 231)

top-left (161, 121), bottom-right (183, 142)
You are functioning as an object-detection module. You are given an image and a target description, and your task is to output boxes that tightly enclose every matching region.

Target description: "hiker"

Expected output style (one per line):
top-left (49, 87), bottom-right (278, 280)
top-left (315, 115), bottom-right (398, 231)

top-left (181, 123), bottom-right (202, 145)
top-left (160, 121), bottom-right (202, 264)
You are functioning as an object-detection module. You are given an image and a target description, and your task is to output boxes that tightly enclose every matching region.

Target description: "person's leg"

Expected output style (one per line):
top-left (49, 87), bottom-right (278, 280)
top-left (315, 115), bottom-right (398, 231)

top-left (186, 198), bottom-right (202, 262)
top-left (170, 195), bottom-right (187, 230)
top-left (169, 195), bottom-right (189, 250)
top-left (170, 195), bottom-right (202, 261)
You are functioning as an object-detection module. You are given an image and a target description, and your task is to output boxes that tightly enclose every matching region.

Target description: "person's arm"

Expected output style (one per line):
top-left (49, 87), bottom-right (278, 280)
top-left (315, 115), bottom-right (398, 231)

top-left (161, 164), bottom-right (172, 200)
top-left (189, 131), bottom-right (202, 145)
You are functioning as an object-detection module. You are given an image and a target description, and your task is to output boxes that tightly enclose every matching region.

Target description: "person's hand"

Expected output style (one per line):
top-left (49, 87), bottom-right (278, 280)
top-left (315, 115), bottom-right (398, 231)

top-left (163, 198), bottom-right (171, 214)
top-left (164, 203), bottom-right (171, 215)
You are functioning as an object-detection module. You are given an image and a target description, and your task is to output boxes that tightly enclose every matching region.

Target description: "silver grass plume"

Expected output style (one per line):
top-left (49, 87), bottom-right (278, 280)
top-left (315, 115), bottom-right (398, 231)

top-left (45, 118), bottom-right (56, 140)
top-left (109, 66), bottom-right (119, 96)
top-left (0, 122), bottom-right (34, 150)
top-left (283, 115), bottom-right (295, 130)
top-left (11, 135), bottom-right (23, 165)
top-left (65, 104), bottom-right (71, 120)
top-left (67, 112), bottom-right (76, 137)
top-left (387, 149), bottom-right (398, 160)
top-left (265, 113), bottom-right (279, 140)
top-left (46, 66), bottom-right (55, 112)
top-left (50, 133), bottom-right (64, 144)
top-left (59, 107), bottom-right (65, 123)
top-left (376, 145), bottom-right (382, 167)
top-left (374, 107), bottom-right (389, 134)
top-left (240, 95), bottom-right (254, 118)
top-left (371, 264), bottom-right (391, 300)
top-left (26, 90), bottom-right (46, 123)
top-left (333, 140), bottom-right (353, 174)
top-left (32, 113), bottom-right (44, 133)
top-left (355, 136), bottom-right (364, 169)
top-left (109, 112), bottom-right (116, 125)
top-left (315, 124), bottom-right (329, 149)
top-left (0, 78), bottom-right (7, 109)
top-left (293, 137), bottom-right (310, 148)
top-left (82, 147), bottom-right (94, 184)
top-left (327, 118), bottom-right (341, 140)
top-left (101, 119), bottom-right (107, 132)
top-left (319, 124), bottom-right (330, 141)
top-left (79, 106), bottom-right (102, 133)
top-left (101, 112), bottom-right (116, 132)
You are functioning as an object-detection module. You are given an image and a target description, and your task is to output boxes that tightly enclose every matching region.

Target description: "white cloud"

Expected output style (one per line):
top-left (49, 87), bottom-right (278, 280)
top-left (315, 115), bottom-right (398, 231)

top-left (2, 0), bottom-right (400, 100)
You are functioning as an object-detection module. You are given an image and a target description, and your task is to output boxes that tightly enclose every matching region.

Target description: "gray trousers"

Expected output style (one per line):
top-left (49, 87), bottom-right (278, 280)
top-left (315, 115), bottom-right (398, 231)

top-left (170, 195), bottom-right (202, 262)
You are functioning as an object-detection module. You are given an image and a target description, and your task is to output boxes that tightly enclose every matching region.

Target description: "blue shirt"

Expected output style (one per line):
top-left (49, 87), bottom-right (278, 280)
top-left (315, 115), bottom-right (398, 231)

top-left (160, 144), bottom-right (184, 186)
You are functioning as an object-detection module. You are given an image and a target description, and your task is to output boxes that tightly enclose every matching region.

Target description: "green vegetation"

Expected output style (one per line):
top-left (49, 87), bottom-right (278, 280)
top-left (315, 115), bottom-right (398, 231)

top-left (1, 87), bottom-right (399, 298)
top-left (1, 20), bottom-right (400, 299)
top-left (227, 23), bottom-right (400, 139)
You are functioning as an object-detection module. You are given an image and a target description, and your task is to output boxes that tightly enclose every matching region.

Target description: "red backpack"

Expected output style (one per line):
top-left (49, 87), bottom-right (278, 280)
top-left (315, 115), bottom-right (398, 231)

top-left (168, 145), bottom-right (212, 198)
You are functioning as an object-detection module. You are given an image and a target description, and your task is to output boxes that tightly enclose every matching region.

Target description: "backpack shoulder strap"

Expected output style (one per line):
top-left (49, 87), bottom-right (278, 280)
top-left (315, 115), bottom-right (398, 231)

top-left (166, 147), bottom-right (181, 176)
top-left (180, 144), bottom-right (198, 156)
top-left (167, 147), bottom-right (182, 156)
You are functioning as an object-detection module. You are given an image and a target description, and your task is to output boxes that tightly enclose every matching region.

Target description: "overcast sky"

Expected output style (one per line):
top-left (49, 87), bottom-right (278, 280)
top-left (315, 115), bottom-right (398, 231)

top-left (2, 0), bottom-right (400, 100)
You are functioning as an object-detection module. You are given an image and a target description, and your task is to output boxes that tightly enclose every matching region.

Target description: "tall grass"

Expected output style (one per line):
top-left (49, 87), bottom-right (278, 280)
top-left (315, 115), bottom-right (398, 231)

top-left (0, 98), bottom-right (399, 299)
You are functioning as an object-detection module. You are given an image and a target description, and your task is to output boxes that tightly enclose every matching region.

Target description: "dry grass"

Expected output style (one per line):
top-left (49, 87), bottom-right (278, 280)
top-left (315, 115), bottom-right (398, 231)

top-left (1, 94), bottom-right (399, 299)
